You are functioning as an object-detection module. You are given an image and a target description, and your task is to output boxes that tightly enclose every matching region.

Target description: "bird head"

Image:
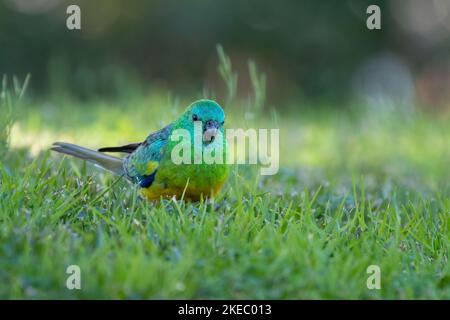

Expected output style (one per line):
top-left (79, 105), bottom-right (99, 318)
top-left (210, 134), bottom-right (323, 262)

top-left (181, 99), bottom-right (225, 144)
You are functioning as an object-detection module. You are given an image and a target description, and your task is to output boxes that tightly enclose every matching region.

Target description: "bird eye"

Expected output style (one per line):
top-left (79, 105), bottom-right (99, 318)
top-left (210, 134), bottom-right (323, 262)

top-left (221, 120), bottom-right (225, 125)
top-left (192, 114), bottom-right (199, 121)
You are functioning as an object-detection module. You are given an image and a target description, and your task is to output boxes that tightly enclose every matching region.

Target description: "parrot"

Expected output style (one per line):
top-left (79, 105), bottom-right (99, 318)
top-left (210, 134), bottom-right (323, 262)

top-left (51, 99), bottom-right (229, 201)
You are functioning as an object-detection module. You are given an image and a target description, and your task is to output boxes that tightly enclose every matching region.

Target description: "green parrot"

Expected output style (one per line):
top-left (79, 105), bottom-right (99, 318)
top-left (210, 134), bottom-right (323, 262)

top-left (51, 99), bottom-right (229, 201)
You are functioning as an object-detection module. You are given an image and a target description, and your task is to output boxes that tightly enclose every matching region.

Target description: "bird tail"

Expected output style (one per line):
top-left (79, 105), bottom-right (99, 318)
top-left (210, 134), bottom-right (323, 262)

top-left (51, 142), bottom-right (124, 175)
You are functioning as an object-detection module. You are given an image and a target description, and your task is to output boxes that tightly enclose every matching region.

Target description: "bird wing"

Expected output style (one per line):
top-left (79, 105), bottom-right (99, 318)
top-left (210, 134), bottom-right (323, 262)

top-left (123, 124), bottom-right (173, 187)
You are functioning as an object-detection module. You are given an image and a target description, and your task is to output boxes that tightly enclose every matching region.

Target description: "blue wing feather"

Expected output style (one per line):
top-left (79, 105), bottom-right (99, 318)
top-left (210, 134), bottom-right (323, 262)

top-left (124, 124), bottom-right (172, 187)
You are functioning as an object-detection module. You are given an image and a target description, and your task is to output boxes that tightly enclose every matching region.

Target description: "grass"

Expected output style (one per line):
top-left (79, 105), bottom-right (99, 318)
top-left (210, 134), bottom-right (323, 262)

top-left (0, 75), bottom-right (28, 159)
top-left (0, 92), bottom-right (449, 299)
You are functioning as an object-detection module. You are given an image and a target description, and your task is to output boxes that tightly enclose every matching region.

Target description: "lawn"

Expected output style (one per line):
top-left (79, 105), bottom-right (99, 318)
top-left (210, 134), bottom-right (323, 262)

top-left (0, 83), bottom-right (449, 299)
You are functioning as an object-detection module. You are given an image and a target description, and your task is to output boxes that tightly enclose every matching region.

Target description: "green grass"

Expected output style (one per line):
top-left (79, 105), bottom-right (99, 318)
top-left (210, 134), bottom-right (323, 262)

top-left (0, 90), bottom-right (449, 299)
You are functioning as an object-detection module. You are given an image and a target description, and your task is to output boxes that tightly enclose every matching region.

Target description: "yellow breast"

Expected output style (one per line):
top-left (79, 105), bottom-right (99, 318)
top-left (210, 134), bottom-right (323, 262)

top-left (139, 178), bottom-right (226, 201)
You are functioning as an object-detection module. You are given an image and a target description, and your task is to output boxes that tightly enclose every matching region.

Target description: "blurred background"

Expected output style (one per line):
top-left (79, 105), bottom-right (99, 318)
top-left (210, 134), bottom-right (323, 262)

top-left (1, 0), bottom-right (450, 111)
top-left (1, 0), bottom-right (450, 185)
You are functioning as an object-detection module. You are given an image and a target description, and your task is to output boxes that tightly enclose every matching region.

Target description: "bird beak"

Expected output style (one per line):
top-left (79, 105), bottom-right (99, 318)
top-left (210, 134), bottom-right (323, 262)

top-left (203, 120), bottom-right (219, 142)
top-left (203, 128), bottom-right (218, 142)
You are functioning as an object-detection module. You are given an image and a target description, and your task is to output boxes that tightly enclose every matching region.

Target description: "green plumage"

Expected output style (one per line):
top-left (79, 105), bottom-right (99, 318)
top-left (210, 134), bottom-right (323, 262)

top-left (127, 99), bottom-right (229, 200)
